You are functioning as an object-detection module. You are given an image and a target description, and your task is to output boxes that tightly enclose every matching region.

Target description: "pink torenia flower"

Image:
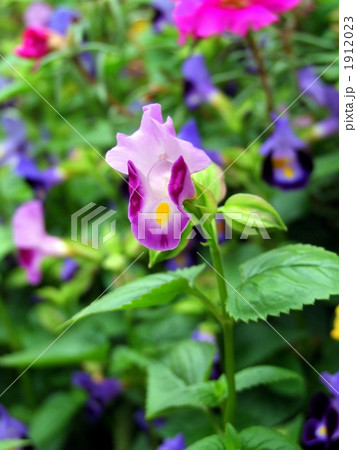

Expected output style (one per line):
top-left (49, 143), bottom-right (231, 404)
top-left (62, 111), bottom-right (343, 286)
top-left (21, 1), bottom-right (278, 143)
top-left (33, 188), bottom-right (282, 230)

top-left (173, 0), bottom-right (302, 44)
top-left (14, 26), bottom-right (50, 59)
top-left (106, 104), bottom-right (211, 251)
top-left (13, 200), bottom-right (69, 284)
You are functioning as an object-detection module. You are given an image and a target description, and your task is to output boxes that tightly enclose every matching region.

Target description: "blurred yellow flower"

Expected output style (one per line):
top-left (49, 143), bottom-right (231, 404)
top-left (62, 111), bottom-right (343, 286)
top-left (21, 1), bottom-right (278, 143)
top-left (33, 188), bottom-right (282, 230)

top-left (330, 306), bottom-right (339, 340)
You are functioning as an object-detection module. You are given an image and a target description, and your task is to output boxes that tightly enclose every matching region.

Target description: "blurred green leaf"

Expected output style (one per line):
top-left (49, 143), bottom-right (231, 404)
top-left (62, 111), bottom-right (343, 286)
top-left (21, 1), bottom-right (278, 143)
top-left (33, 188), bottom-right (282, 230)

top-left (0, 328), bottom-right (108, 368)
top-left (30, 391), bottom-right (86, 448)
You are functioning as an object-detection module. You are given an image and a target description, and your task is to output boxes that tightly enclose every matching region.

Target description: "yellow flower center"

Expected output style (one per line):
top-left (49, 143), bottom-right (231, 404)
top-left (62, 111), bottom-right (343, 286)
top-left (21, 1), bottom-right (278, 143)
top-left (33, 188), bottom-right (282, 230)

top-left (220, 0), bottom-right (250, 8)
top-left (272, 157), bottom-right (295, 179)
top-left (317, 425), bottom-right (328, 437)
top-left (155, 202), bottom-right (170, 226)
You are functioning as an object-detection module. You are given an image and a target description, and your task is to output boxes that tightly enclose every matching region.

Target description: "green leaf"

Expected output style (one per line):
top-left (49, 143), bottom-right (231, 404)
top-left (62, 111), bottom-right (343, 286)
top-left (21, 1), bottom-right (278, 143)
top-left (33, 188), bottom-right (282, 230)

top-left (0, 440), bottom-right (32, 450)
top-left (64, 265), bottom-right (205, 325)
top-left (0, 328), bottom-right (108, 368)
top-left (234, 366), bottom-right (304, 394)
top-left (30, 391), bottom-right (86, 447)
top-left (149, 223), bottom-right (194, 268)
top-left (187, 435), bottom-right (225, 450)
top-left (192, 163), bottom-right (227, 203)
top-left (162, 340), bottom-right (217, 385)
top-left (239, 426), bottom-right (302, 450)
top-left (0, 225), bottom-right (14, 260)
top-left (226, 245), bottom-right (339, 322)
top-left (219, 194), bottom-right (287, 235)
top-left (146, 341), bottom-right (222, 419)
top-left (224, 424), bottom-right (242, 450)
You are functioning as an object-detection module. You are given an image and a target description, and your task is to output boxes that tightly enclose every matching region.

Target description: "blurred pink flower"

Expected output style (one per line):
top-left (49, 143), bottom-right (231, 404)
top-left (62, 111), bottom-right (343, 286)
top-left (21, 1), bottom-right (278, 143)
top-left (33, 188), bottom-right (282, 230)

top-left (13, 200), bottom-right (68, 284)
top-left (173, 0), bottom-right (302, 44)
top-left (14, 26), bottom-right (50, 59)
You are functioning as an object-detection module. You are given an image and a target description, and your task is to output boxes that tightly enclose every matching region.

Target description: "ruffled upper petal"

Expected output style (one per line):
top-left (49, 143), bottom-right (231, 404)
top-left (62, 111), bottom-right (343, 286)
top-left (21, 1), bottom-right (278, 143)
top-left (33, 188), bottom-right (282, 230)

top-left (106, 104), bottom-right (211, 177)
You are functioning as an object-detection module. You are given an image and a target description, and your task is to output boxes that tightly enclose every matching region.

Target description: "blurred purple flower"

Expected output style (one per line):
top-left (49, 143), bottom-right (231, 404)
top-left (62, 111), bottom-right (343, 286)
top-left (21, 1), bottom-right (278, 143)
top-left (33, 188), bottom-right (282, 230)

top-left (298, 66), bottom-right (339, 138)
top-left (24, 2), bottom-right (53, 28)
top-left (182, 55), bottom-right (218, 110)
top-left (16, 156), bottom-right (64, 195)
top-left (0, 404), bottom-right (28, 442)
top-left (0, 116), bottom-right (29, 166)
top-left (61, 258), bottom-right (79, 281)
top-left (321, 372), bottom-right (339, 411)
top-left (134, 409), bottom-right (165, 431)
top-left (72, 371), bottom-right (122, 420)
top-left (49, 7), bottom-right (80, 36)
top-left (192, 329), bottom-right (221, 379)
top-left (260, 116), bottom-right (313, 190)
top-left (158, 433), bottom-right (186, 450)
top-left (151, 0), bottom-right (174, 33)
top-left (302, 372), bottom-right (339, 449)
top-left (178, 119), bottom-right (223, 166)
top-left (301, 393), bottom-right (338, 449)
top-left (13, 200), bottom-right (69, 285)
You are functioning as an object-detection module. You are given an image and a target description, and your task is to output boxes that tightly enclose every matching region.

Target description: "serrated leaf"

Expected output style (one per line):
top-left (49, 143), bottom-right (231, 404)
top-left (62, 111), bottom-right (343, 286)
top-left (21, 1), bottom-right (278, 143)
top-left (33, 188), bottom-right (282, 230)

top-left (219, 194), bottom-right (287, 235)
top-left (234, 366), bottom-right (304, 394)
top-left (226, 245), bottom-right (339, 322)
top-left (239, 426), bottom-right (301, 450)
top-left (63, 265), bottom-right (205, 325)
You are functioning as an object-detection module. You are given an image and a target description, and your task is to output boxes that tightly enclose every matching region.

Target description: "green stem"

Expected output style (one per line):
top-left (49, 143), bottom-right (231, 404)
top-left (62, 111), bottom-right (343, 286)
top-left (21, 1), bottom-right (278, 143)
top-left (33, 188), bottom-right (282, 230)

top-left (0, 295), bottom-right (21, 350)
top-left (208, 229), bottom-right (236, 426)
top-left (246, 31), bottom-right (274, 118)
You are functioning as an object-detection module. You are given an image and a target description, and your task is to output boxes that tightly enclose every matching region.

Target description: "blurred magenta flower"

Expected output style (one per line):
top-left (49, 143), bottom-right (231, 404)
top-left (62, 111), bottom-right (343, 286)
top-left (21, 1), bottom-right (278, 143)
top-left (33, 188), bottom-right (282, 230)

top-left (15, 3), bottom-right (80, 60)
top-left (16, 156), bottom-right (64, 196)
top-left (301, 371), bottom-right (339, 448)
top-left (0, 405), bottom-right (28, 442)
top-left (179, 119), bottom-right (223, 165)
top-left (173, 0), bottom-right (302, 44)
top-left (151, 0), bottom-right (174, 33)
top-left (298, 66), bottom-right (339, 138)
top-left (0, 116), bottom-right (29, 166)
top-left (158, 433), bottom-right (186, 450)
top-left (260, 116), bottom-right (313, 190)
top-left (13, 200), bottom-right (69, 284)
top-left (182, 55), bottom-right (219, 110)
top-left (15, 26), bottom-right (51, 59)
top-left (106, 104), bottom-right (211, 251)
top-left (72, 372), bottom-right (122, 420)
